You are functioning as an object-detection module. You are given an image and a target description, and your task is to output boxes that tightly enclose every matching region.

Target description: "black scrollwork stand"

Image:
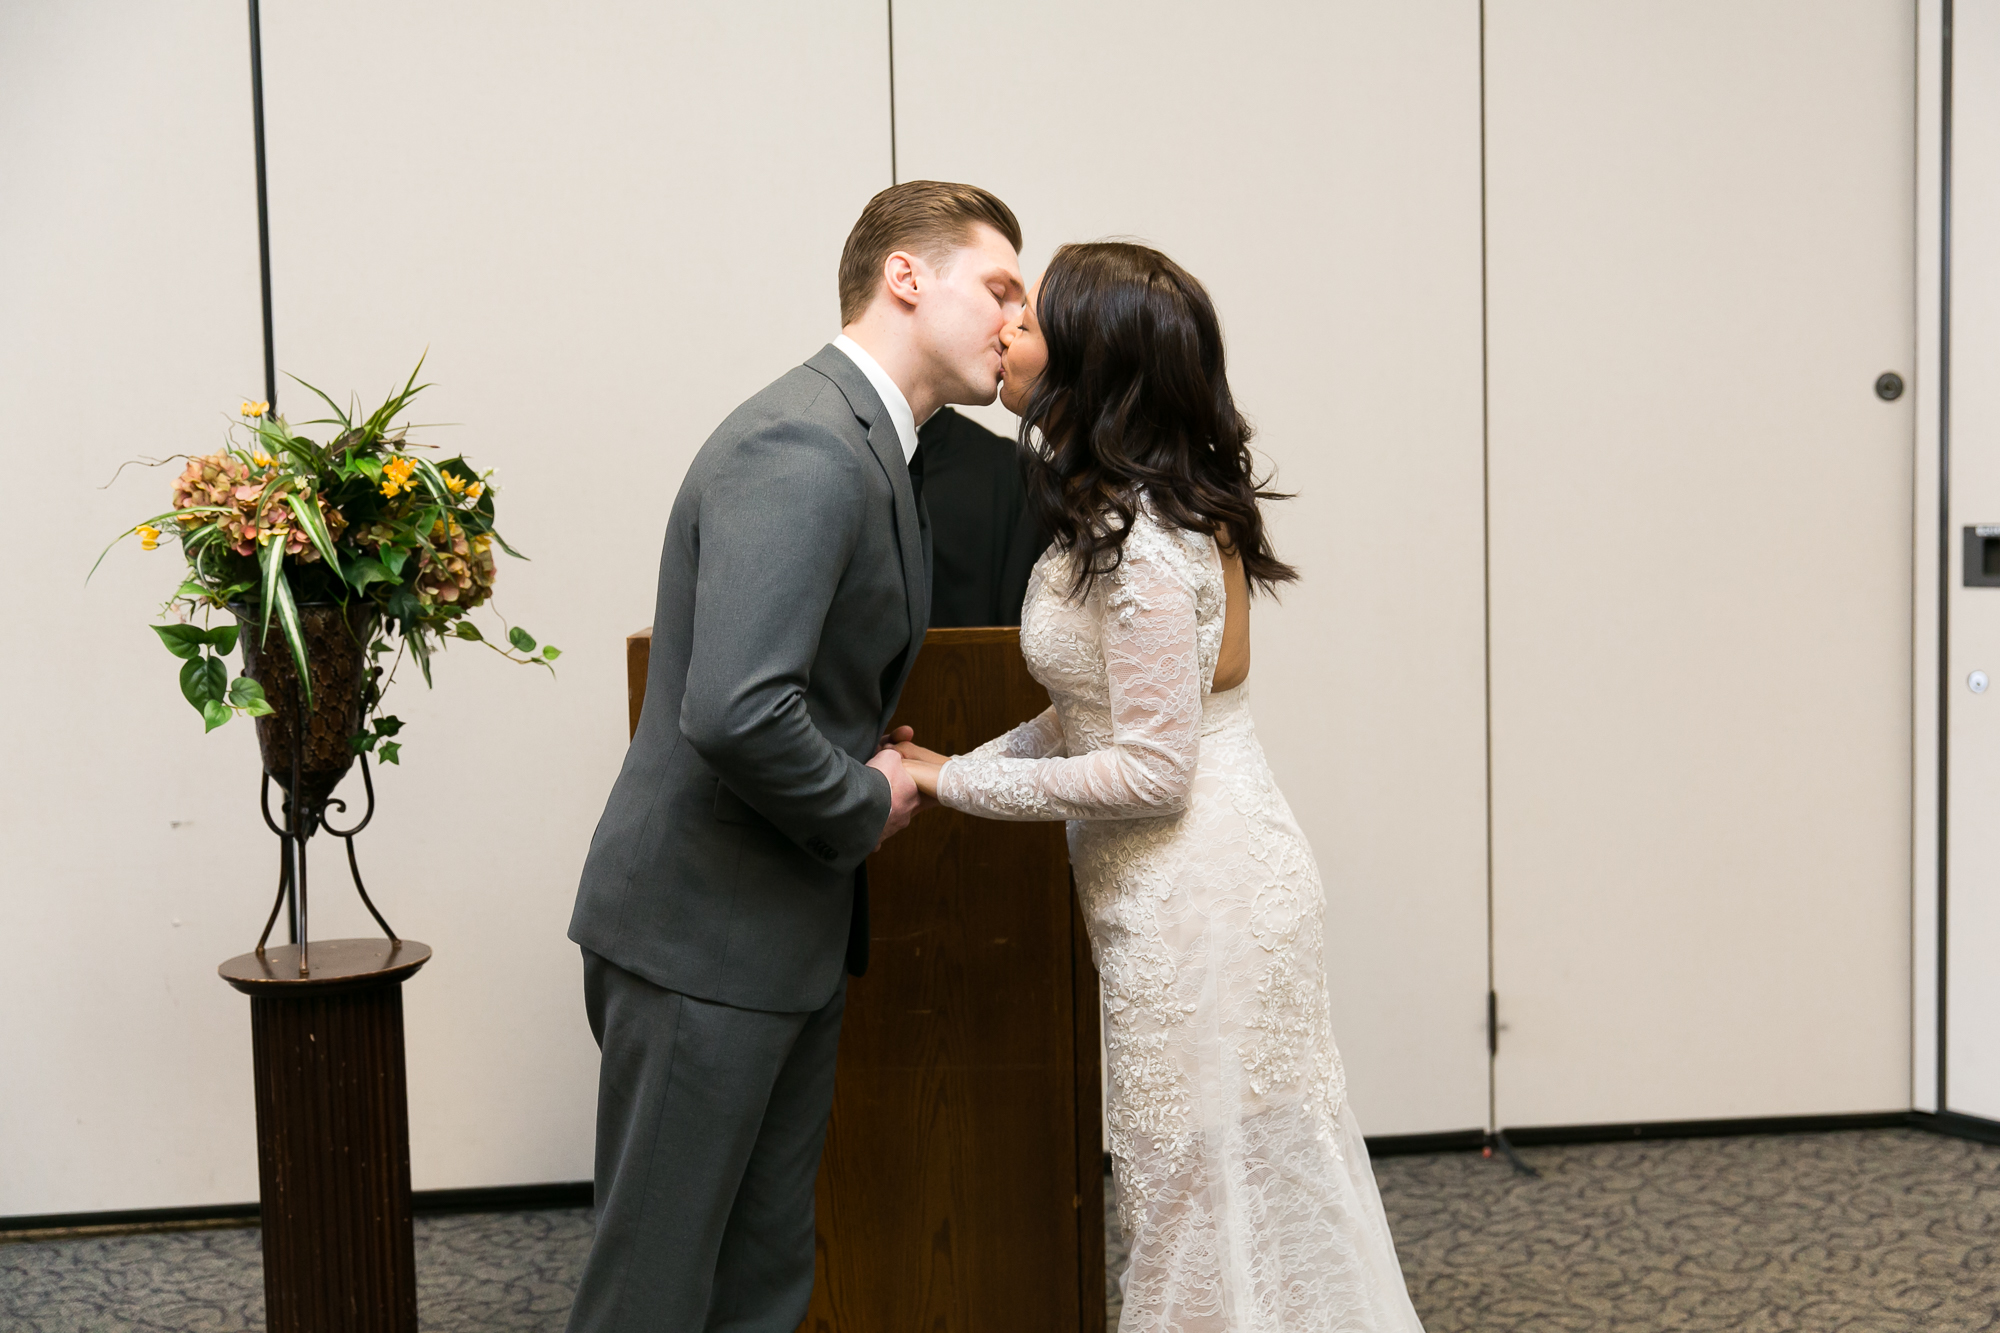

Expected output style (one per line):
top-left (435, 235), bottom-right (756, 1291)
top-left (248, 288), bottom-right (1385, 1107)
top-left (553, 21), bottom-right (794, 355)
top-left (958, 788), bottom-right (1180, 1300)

top-left (219, 682), bottom-right (430, 1333)
top-left (251, 740), bottom-right (399, 976)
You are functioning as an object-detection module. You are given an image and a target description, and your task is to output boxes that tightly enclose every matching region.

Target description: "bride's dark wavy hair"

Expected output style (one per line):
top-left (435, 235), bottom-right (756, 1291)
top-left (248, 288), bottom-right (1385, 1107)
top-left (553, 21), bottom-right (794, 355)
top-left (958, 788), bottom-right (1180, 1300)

top-left (1019, 241), bottom-right (1296, 600)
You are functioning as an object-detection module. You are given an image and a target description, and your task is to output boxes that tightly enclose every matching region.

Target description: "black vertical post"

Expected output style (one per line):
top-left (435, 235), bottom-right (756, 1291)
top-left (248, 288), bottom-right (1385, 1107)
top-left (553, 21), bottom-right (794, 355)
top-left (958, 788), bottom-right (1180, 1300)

top-left (886, 1), bottom-right (898, 185)
top-left (288, 681), bottom-right (304, 955)
top-left (247, 0), bottom-right (277, 413)
top-left (1938, 0), bottom-right (1954, 1117)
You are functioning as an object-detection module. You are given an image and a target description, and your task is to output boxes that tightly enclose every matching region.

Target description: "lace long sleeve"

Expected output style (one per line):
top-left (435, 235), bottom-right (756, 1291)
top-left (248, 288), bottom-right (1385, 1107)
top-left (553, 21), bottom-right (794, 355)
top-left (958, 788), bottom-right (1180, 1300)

top-left (937, 535), bottom-right (1200, 821)
top-left (959, 705), bottom-right (1067, 763)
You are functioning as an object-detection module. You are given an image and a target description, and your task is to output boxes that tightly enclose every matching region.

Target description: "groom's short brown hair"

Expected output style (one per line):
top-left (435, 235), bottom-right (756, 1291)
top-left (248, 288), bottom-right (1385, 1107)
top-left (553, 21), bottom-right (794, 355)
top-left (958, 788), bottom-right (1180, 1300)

top-left (838, 181), bottom-right (1023, 324)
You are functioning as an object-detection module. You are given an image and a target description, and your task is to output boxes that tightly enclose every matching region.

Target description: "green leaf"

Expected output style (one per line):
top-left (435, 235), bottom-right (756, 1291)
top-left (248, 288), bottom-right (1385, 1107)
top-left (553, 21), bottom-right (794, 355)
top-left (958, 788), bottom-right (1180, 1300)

top-left (380, 546), bottom-right (410, 578)
top-left (453, 621), bottom-right (483, 641)
top-left (181, 653), bottom-right (228, 709)
top-left (285, 491), bottom-right (343, 575)
top-left (227, 676), bottom-right (267, 708)
top-left (409, 456), bottom-right (457, 508)
top-left (203, 624), bottom-right (239, 655)
top-left (202, 699), bottom-right (232, 732)
top-left (258, 533), bottom-right (284, 645)
top-left (542, 644), bottom-right (562, 661)
top-left (378, 740), bottom-right (402, 765)
top-left (507, 627), bottom-right (536, 653)
top-left (268, 428), bottom-right (329, 476)
top-left (374, 714), bottom-right (403, 736)
top-left (385, 586), bottom-right (421, 625)
top-left (242, 696), bottom-right (275, 718)
top-left (179, 657), bottom-right (210, 711)
top-left (154, 624), bottom-right (207, 660)
top-left (345, 555), bottom-right (394, 592)
top-left (491, 529), bottom-right (529, 561)
top-left (357, 354), bottom-right (431, 444)
top-left (271, 567), bottom-right (312, 710)
top-left (86, 506), bottom-right (236, 584)
top-left (286, 372), bottom-right (352, 432)
top-left (408, 506), bottom-right (442, 552)
top-left (407, 628), bottom-right (433, 687)
top-left (353, 455), bottom-right (385, 482)
top-left (350, 732), bottom-right (379, 753)
top-left (181, 652), bottom-right (229, 712)
top-left (175, 579), bottom-right (210, 601)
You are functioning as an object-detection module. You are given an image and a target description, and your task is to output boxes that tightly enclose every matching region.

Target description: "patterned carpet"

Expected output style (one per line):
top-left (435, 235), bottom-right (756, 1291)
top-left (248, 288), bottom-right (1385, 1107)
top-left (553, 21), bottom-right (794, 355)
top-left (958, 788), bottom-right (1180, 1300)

top-left (4, 1128), bottom-right (1995, 1331)
top-left (0, 1211), bottom-right (591, 1333)
top-left (1374, 1128), bottom-right (2000, 1333)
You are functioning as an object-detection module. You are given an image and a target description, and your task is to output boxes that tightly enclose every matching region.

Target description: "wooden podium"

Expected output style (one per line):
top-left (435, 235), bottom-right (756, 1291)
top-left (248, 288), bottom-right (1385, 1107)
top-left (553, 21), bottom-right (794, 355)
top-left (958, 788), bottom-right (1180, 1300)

top-left (627, 626), bottom-right (1105, 1333)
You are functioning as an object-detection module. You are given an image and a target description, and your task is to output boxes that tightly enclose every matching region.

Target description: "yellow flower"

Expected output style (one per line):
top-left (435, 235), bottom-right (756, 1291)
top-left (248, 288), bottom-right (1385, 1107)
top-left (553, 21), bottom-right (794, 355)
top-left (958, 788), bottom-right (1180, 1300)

top-left (239, 400), bottom-right (269, 418)
top-left (443, 472), bottom-right (468, 494)
top-left (466, 482), bottom-right (484, 500)
top-left (135, 524), bottom-right (161, 551)
top-left (379, 455), bottom-right (417, 499)
top-left (251, 451), bottom-right (275, 469)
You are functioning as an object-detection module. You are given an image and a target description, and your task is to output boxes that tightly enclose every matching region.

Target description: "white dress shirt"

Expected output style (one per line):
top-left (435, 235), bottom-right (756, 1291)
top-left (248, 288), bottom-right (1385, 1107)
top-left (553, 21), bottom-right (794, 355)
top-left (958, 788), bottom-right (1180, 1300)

top-left (833, 334), bottom-right (920, 464)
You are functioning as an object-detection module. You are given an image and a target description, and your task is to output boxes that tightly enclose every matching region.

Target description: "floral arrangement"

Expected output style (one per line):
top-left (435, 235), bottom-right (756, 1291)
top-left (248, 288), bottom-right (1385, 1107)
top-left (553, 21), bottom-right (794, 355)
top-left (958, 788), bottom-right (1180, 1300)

top-left (100, 359), bottom-right (556, 760)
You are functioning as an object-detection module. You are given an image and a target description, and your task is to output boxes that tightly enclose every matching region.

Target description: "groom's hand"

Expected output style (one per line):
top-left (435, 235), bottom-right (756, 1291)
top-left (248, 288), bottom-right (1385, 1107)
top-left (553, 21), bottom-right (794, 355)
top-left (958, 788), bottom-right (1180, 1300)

top-left (867, 747), bottom-right (922, 848)
top-left (883, 725), bottom-right (952, 769)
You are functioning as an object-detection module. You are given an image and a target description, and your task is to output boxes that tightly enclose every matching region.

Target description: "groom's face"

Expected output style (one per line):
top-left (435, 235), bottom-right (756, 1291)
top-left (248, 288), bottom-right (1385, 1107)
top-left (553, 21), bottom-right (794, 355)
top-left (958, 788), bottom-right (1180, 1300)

top-left (914, 224), bottom-right (1026, 407)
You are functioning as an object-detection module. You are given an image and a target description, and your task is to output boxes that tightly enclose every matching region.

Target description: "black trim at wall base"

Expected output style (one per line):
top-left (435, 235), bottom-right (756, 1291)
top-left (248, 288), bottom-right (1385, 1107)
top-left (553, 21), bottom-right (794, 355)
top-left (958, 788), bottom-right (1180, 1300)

top-left (0, 1181), bottom-right (593, 1244)
top-left (1909, 1109), bottom-right (2000, 1146)
top-left (1503, 1110), bottom-right (1911, 1148)
top-left (1363, 1129), bottom-right (1489, 1157)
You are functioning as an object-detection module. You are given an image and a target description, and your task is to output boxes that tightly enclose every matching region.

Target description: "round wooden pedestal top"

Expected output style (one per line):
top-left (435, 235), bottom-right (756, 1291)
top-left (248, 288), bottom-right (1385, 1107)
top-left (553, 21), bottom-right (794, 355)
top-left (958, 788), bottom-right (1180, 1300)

top-left (219, 938), bottom-right (432, 996)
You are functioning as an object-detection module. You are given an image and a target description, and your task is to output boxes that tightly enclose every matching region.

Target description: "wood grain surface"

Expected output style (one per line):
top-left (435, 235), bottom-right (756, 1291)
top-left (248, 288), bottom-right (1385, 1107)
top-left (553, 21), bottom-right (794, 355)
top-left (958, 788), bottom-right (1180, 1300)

top-left (625, 628), bottom-right (650, 740)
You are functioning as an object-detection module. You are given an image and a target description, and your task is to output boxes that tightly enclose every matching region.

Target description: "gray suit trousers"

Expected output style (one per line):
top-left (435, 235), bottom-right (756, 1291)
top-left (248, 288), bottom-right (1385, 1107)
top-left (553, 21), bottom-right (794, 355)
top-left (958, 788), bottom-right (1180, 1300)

top-left (566, 949), bottom-right (845, 1333)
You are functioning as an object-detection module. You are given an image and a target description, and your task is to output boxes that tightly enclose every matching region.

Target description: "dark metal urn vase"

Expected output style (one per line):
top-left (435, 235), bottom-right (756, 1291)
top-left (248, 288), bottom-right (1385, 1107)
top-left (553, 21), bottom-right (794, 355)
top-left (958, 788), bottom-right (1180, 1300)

top-left (233, 601), bottom-right (376, 812)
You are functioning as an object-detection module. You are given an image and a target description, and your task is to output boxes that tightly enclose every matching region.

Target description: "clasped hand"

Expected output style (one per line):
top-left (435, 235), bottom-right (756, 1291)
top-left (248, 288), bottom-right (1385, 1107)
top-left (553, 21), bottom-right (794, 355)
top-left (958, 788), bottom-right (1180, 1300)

top-left (863, 726), bottom-right (949, 848)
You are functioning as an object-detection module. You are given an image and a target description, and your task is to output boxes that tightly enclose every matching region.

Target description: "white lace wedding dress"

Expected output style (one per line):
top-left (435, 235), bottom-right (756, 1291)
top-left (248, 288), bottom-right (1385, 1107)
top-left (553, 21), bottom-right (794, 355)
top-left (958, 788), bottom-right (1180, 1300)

top-left (936, 503), bottom-right (1425, 1333)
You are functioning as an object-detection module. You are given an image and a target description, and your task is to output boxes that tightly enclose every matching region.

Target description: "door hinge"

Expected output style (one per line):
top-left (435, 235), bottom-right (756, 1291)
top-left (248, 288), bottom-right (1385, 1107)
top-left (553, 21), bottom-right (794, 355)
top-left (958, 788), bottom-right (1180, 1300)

top-left (1487, 989), bottom-right (1499, 1057)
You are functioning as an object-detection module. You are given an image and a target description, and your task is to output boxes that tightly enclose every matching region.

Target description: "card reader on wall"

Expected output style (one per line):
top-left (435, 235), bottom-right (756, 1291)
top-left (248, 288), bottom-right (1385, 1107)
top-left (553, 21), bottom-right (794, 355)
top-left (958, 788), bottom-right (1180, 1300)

top-left (1967, 526), bottom-right (2000, 586)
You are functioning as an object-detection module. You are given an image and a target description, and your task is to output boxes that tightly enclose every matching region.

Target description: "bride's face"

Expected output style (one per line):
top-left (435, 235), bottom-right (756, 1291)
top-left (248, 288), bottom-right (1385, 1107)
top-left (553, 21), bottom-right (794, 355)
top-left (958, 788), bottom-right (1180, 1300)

top-left (998, 276), bottom-right (1046, 415)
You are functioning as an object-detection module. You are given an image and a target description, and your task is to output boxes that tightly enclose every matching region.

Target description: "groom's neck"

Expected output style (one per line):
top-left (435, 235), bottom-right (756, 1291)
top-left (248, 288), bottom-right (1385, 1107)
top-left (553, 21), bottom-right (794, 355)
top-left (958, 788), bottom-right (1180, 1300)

top-left (839, 318), bottom-right (942, 424)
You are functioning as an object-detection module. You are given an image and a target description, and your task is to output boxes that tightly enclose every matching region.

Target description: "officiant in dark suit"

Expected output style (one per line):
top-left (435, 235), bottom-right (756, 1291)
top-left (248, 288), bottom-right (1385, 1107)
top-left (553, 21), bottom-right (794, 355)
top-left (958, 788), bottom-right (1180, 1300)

top-left (918, 406), bottom-right (1049, 628)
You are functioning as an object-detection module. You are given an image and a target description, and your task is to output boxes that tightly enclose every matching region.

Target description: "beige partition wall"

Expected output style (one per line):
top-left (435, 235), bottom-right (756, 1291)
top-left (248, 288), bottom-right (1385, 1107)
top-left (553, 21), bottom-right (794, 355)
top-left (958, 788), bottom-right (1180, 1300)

top-left (896, 1), bottom-right (1492, 1135)
top-left (258, 1), bottom-right (891, 1190)
top-left (1, 1), bottom-right (270, 1218)
top-left (1485, 2), bottom-right (1916, 1128)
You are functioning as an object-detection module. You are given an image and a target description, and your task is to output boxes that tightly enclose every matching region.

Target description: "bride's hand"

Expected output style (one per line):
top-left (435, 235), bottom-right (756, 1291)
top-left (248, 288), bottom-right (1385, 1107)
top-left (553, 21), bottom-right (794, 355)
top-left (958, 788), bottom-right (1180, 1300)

top-left (892, 738), bottom-right (952, 768)
top-left (902, 759), bottom-right (943, 801)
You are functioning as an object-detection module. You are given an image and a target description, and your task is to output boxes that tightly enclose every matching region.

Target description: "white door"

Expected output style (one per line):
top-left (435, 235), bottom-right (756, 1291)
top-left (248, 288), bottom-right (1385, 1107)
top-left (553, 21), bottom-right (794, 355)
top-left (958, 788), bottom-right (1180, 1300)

top-left (1486, 2), bottom-right (1916, 1128)
top-left (1944, 0), bottom-right (2000, 1124)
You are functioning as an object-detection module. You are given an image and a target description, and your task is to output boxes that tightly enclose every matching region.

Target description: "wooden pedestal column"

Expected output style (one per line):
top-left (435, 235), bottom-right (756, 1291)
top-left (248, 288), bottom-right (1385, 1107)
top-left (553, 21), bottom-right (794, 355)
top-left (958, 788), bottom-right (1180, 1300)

top-left (220, 938), bottom-right (432, 1333)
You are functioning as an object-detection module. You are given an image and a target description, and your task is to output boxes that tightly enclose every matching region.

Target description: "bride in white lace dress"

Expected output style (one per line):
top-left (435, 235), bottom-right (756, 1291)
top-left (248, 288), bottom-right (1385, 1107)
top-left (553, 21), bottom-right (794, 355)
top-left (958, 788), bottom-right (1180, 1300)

top-left (895, 243), bottom-right (1424, 1332)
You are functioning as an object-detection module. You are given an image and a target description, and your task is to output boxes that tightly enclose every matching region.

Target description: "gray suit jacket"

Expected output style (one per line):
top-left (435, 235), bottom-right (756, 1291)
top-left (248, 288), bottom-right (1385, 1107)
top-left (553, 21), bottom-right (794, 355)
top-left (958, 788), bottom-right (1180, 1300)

top-left (570, 345), bottom-right (932, 1013)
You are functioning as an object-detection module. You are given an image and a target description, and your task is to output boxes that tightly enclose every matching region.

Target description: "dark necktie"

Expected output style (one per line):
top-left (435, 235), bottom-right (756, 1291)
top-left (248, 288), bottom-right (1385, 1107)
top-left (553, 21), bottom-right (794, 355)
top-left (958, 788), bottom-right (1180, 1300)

top-left (906, 441), bottom-right (925, 505)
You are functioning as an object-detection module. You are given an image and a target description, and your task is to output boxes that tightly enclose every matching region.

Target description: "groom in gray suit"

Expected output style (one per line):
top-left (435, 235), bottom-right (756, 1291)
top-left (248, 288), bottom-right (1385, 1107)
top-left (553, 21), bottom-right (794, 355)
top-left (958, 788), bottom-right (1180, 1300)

top-left (566, 181), bottom-right (1025, 1332)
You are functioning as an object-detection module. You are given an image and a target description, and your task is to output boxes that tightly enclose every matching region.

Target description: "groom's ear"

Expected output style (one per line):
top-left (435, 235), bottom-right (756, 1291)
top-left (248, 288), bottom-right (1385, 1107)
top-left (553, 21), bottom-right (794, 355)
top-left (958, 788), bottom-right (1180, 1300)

top-left (881, 250), bottom-right (925, 312)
